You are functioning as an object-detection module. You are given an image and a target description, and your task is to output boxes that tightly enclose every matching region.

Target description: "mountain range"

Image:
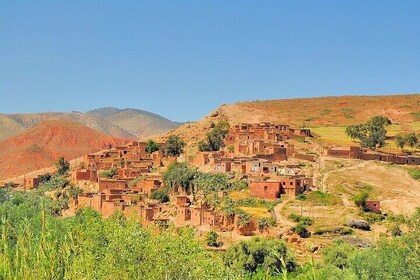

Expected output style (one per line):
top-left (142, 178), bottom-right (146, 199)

top-left (0, 107), bottom-right (182, 141)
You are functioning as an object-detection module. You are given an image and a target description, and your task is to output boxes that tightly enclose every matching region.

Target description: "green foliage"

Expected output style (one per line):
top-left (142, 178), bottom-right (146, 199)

top-left (198, 121), bottom-right (230, 151)
top-left (408, 168), bottom-right (420, 180)
top-left (150, 188), bottom-right (169, 203)
top-left (390, 224), bottom-right (402, 237)
top-left (37, 174), bottom-right (70, 192)
top-left (322, 240), bottom-right (357, 269)
top-left (193, 172), bottom-right (229, 194)
top-left (128, 176), bottom-right (143, 187)
top-left (163, 162), bottom-right (197, 193)
top-left (205, 230), bottom-right (219, 247)
top-left (288, 214), bottom-right (314, 226)
top-left (165, 135), bottom-right (186, 157)
top-left (236, 210), bottom-right (252, 226)
top-left (235, 197), bottom-right (278, 210)
top-left (55, 156), bottom-right (70, 175)
top-left (100, 167), bottom-right (117, 178)
top-left (305, 190), bottom-right (341, 206)
top-left (229, 180), bottom-right (248, 191)
top-left (145, 139), bottom-right (160, 154)
top-left (292, 223), bottom-right (310, 238)
top-left (361, 212), bottom-right (385, 224)
top-left (314, 227), bottom-right (353, 236)
top-left (345, 115), bottom-right (392, 149)
top-left (224, 237), bottom-right (297, 275)
top-left (256, 217), bottom-right (276, 232)
top-left (352, 190), bottom-right (369, 210)
top-left (0, 193), bottom-right (238, 279)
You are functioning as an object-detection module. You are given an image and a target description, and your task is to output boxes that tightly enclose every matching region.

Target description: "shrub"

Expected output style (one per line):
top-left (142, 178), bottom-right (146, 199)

top-left (361, 212), bottom-right (385, 224)
top-left (292, 223), bottom-right (310, 238)
top-left (288, 214), bottom-right (314, 226)
top-left (390, 224), bottom-right (402, 237)
top-left (150, 188), bottom-right (169, 203)
top-left (165, 135), bottom-right (186, 157)
top-left (145, 139), bottom-right (159, 154)
top-left (100, 167), bottom-right (117, 178)
top-left (408, 168), bottom-right (420, 180)
top-left (256, 217), bottom-right (275, 232)
top-left (306, 191), bottom-right (340, 206)
top-left (353, 190), bottom-right (369, 210)
top-left (236, 210), bottom-right (252, 227)
top-left (224, 237), bottom-right (297, 275)
top-left (205, 230), bottom-right (219, 247)
top-left (55, 157), bottom-right (70, 175)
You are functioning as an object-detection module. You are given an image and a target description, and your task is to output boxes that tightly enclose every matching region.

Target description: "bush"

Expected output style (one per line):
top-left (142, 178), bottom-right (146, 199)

top-left (305, 191), bottom-right (341, 206)
top-left (100, 167), bottom-right (117, 178)
top-left (145, 139), bottom-right (159, 154)
top-left (55, 157), bottom-right (70, 175)
top-left (205, 230), bottom-right (219, 247)
top-left (236, 210), bottom-right (252, 227)
top-left (361, 212), bottom-right (385, 224)
top-left (288, 214), bottom-right (314, 226)
top-left (165, 135), bottom-right (186, 157)
top-left (390, 224), bottom-right (402, 237)
top-left (292, 223), bottom-right (310, 238)
top-left (314, 227), bottom-right (353, 236)
top-left (256, 217), bottom-right (276, 232)
top-left (150, 188), bottom-right (169, 203)
top-left (224, 237), bottom-right (297, 275)
top-left (408, 168), bottom-right (420, 180)
top-left (353, 190), bottom-right (369, 210)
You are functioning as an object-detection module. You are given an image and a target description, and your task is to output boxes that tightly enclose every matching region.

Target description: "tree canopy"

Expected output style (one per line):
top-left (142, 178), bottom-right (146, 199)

top-left (345, 116), bottom-right (391, 149)
top-left (198, 121), bottom-right (230, 151)
top-left (145, 139), bottom-right (159, 154)
top-left (165, 135), bottom-right (186, 157)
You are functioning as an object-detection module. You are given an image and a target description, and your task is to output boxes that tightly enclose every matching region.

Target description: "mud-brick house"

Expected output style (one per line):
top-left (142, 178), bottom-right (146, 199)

top-left (136, 177), bottom-right (162, 196)
top-left (71, 169), bottom-right (98, 183)
top-left (214, 159), bottom-right (232, 173)
top-left (365, 200), bottom-right (381, 214)
top-left (249, 176), bottom-right (312, 199)
top-left (24, 176), bottom-right (41, 189)
top-left (98, 178), bottom-right (127, 192)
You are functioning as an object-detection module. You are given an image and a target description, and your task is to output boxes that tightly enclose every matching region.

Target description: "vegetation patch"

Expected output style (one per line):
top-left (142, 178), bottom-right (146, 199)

top-left (301, 190), bottom-right (341, 206)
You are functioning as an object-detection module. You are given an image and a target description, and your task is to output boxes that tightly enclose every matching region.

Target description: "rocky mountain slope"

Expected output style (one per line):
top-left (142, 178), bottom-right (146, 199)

top-left (0, 120), bottom-right (126, 180)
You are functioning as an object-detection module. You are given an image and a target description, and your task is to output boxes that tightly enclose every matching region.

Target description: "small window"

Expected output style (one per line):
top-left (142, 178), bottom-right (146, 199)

top-left (264, 186), bottom-right (268, 191)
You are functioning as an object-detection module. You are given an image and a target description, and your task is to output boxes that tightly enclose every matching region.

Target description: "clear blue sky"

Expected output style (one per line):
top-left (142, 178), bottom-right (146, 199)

top-left (0, 1), bottom-right (419, 122)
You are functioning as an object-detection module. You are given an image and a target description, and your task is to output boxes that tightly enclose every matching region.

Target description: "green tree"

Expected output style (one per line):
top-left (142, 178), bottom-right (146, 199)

top-left (145, 139), bottom-right (159, 154)
top-left (405, 132), bottom-right (419, 150)
top-left (345, 116), bottom-right (391, 150)
top-left (395, 134), bottom-right (406, 150)
top-left (165, 135), bottom-right (186, 157)
top-left (55, 157), bottom-right (70, 175)
top-left (352, 190), bottom-right (369, 210)
top-left (199, 121), bottom-right (230, 151)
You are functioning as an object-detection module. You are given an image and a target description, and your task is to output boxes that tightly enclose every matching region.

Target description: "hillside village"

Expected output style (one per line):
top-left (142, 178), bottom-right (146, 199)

top-left (18, 118), bottom-right (420, 251)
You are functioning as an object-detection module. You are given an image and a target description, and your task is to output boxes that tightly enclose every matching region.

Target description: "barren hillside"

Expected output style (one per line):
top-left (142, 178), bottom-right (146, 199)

top-left (163, 94), bottom-right (420, 146)
top-left (0, 120), bottom-right (126, 180)
top-left (88, 107), bottom-right (182, 139)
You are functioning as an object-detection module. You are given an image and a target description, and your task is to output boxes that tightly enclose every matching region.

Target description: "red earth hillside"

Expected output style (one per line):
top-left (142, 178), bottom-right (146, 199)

top-left (0, 120), bottom-right (127, 180)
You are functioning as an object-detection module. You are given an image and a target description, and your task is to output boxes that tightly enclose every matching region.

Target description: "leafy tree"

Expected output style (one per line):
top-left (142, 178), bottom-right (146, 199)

top-left (165, 135), bottom-right (186, 157)
top-left (292, 223), bottom-right (310, 238)
top-left (256, 217), bottom-right (275, 232)
top-left (199, 121), bottom-right (230, 151)
top-left (405, 132), bottom-right (419, 149)
top-left (224, 237), bottom-right (297, 275)
top-left (55, 157), bottom-right (70, 175)
top-left (145, 139), bottom-right (159, 154)
top-left (345, 116), bottom-right (391, 150)
top-left (205, 230), bottom-right (219, 247)
top-left (163, 162), bottom-right (197, 193)
top-left (395, 134), bottom-right (406, 150)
